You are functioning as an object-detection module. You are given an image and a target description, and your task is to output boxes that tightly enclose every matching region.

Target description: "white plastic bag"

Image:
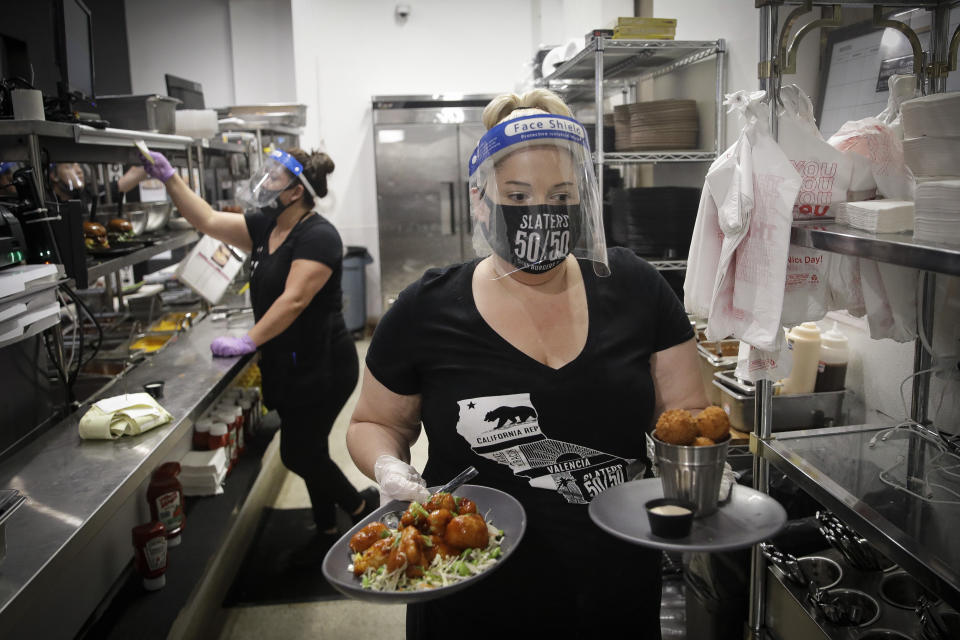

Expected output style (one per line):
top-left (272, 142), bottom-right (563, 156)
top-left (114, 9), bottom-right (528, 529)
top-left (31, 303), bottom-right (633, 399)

top-left (828, 118), bottom-right (914, 201)
top-left (777, 85), bottom-right (872, 220)
top-left (859, 259), bottom-right (918, 342)
top-left (703, 91), bottom-right (802, 367)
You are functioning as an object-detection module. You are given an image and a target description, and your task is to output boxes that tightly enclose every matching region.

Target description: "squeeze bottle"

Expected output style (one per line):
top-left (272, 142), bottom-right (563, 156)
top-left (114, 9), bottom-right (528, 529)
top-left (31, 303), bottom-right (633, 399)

top-left (815, 322), bottom-right (849, 392)
top-left (780, 322), bottom-right (821, 395)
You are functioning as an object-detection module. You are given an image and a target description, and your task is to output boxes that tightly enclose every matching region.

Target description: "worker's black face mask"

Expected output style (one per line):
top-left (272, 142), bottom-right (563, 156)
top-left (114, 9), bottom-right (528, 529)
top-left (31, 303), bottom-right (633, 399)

top-left (260, 184), bottom-right (299, 218)
top-left (480, 196), bottom-right (580, 274)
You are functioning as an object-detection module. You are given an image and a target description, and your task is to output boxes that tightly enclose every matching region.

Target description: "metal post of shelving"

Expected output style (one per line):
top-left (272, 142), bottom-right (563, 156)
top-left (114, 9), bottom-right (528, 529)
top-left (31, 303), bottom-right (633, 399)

top-left (748, 4), bottom-right (778, 639)
top-left (715, 39), bottom-right (727, 153)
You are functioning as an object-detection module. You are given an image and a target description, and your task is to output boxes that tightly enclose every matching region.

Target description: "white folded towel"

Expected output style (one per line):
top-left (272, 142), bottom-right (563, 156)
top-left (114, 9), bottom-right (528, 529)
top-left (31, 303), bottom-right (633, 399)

top-left (79, 393), bottom-right (172, 440)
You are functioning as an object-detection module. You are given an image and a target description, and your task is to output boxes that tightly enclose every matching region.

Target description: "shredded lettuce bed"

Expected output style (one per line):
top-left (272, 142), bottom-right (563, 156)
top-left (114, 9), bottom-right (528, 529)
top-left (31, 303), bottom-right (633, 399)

top-left (348, 522), bottom-right (504, 592)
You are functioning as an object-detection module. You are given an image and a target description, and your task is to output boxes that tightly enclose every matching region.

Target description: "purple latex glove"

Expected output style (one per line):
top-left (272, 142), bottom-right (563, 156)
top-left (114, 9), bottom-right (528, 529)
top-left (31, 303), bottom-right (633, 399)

top-left (210, 334), bottom-right (257, 357)
top-left (141, 151), bottom-right (176, 182)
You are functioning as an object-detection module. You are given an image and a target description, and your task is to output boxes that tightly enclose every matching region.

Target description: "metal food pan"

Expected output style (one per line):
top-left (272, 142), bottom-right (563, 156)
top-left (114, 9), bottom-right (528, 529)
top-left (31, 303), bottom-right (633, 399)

top-left (698, 340), bottom-right (739, 405)
top-left (713, 375), bottom-right (846, 432)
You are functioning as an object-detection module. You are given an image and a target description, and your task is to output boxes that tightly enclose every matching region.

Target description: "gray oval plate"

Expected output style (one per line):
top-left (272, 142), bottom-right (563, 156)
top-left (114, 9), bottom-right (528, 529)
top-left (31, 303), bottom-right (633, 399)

top-left (321, 484), bottom-right (527, 603)
top-left (588, 478), bottom-right (787, 552)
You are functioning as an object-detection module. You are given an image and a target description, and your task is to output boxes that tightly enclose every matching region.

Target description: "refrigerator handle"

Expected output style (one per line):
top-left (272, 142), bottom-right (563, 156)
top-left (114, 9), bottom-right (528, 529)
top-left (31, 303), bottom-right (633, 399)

top-left (440, 182), bottom-right (455, 235)
top-left (464, 181), bottom-right (472, 234)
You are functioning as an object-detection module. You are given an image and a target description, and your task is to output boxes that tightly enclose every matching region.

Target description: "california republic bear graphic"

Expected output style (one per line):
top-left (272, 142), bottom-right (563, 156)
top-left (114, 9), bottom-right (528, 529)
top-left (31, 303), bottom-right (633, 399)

top-left (457, 393), bottom-right (643, 504)
top-left (484, 405), bottom-right (537, 429)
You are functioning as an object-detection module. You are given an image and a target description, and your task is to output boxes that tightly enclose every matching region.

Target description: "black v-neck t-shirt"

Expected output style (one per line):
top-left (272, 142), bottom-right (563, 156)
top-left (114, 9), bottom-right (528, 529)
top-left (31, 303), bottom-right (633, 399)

top-left (365, 248), bottom-right (693, 633)
top-left (244, 211), bottom-right (344, 356)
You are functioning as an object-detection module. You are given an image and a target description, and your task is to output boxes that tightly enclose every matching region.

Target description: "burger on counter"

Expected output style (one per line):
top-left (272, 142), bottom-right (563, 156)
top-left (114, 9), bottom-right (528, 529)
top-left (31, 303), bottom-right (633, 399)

top-left (83, 221), bottom-right (109, 250)
top-left (107, 218), bottom-right (135, 244)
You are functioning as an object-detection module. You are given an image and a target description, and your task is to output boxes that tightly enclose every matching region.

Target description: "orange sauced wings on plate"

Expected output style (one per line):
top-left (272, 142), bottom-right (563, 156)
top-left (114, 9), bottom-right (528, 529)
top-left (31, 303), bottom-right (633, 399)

top-left (348, 491), bottom-right (503, 591)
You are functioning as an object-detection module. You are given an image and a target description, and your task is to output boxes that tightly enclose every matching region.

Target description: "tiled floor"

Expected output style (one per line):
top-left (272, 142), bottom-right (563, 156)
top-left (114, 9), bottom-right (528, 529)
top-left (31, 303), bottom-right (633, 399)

top-left (217, 338), bottom-right (427, 639)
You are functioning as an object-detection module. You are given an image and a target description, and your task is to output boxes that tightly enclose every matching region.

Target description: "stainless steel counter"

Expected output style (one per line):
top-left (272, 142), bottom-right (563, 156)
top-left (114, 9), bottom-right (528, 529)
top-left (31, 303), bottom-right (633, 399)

top-left (0, 312), bottom-right (254, 634)
top-left (758, 424), bottom-right (960, 610)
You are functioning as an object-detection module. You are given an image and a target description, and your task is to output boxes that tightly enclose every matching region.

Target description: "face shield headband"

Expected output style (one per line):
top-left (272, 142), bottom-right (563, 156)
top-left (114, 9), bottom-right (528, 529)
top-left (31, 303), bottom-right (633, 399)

top-left (468, 114), bottom-right (608, 277)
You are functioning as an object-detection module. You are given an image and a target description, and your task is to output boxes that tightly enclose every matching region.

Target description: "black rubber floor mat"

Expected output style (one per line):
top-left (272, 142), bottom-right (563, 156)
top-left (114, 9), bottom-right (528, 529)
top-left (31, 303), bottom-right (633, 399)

top-left (222, 507), bottom-right (347, 607)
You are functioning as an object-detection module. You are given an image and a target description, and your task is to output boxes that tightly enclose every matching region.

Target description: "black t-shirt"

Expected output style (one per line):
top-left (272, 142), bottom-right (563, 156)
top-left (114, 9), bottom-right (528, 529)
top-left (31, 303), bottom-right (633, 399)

top-left (366, 248), bottom-right (693, 632)
top-left (244, 211), bottom-right (344, 355)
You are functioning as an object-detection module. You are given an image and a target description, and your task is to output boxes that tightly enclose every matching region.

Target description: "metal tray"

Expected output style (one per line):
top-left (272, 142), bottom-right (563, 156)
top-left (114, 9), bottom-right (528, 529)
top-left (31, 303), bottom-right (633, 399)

top-left (588, 478), bottom-right (787, 552)
top-left (321, 484), bottom-right (526, 604)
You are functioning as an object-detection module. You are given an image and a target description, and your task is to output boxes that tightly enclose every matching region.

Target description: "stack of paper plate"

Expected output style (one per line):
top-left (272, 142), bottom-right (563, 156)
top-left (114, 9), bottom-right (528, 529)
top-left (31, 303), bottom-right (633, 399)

top-left (613, 105), bottom-right (632, 151)
top-left (610, 100), bottom-right (699, 151)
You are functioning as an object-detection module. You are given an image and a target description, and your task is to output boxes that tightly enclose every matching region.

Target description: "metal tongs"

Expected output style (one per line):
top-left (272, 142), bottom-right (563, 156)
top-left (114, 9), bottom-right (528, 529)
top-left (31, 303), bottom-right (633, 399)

top-left (917, 595), bottom-right (950, 640)
top-left (816, 511), bottom-right (890, 571)
top-left (760, 542), bottom-right (806, 586)
top-left (808, 583), bottom-right (868, 626)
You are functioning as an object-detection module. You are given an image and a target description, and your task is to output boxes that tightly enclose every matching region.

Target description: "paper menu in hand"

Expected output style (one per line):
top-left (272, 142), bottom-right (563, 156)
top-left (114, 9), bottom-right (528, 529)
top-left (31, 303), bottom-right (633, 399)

top-left (174, 234), bottom-right (245, 304)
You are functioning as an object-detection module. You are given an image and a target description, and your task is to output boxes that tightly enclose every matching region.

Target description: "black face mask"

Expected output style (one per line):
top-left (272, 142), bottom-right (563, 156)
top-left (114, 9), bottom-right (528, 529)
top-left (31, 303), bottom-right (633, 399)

top-left (481, 197), bottom-right (581, 274)
top-left (260, 184), bottom-right (297, 218)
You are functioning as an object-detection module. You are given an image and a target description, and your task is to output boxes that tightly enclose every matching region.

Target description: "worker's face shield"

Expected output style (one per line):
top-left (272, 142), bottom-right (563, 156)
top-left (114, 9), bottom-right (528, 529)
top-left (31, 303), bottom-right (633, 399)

top-left (468, 114), bottom-right (608, 277)
top-left (237, 149), bottom-right (316, 209)
top-left (50, 162), bottom-right (86, 197)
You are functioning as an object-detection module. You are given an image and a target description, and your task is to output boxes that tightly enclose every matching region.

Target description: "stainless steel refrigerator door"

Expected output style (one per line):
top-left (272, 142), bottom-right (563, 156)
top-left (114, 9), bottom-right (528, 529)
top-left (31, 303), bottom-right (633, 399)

top-left (375, 124), bottom-right (461, 311)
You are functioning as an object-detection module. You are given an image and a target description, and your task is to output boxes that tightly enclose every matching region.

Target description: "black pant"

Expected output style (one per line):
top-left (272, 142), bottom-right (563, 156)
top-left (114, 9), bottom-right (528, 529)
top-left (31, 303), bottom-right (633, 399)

top-left (270, 328), bottom-right (361, 529)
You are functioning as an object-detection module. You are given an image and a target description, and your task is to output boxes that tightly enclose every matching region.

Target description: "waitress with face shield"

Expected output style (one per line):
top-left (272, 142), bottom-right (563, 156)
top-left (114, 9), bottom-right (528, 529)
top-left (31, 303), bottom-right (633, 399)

top-left (347, 89), bottom-right (708, 638)
top-left (141, 148), bottom-right (377, 566)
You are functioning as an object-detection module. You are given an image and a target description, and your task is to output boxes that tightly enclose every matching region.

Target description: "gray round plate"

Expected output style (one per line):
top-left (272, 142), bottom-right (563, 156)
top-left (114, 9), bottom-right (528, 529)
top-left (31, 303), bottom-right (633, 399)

top-left (321, 484), bottom-right (527, 603)
top-left (588, 478), bottom-right (787, 552)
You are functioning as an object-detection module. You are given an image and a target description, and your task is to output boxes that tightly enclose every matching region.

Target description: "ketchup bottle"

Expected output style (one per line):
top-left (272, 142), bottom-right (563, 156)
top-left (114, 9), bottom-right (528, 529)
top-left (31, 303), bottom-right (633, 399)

top-left (132, 521), bottom-right (168, 590)
top-left (147, 462), bottom-right (185, 547)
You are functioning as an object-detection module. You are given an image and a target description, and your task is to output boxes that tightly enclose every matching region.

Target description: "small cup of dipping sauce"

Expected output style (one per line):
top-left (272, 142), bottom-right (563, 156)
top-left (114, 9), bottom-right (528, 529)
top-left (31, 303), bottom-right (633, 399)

top-left (143, 381), bottom-right (165, 399)
top-left (645, 498), bottom-right (696, 538)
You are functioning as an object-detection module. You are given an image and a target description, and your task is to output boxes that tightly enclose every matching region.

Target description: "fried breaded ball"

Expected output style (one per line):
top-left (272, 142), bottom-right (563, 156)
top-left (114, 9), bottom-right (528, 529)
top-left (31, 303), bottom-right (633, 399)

top-left (693, 436), bottom-right (715, 447)
top-left (349, 521), bottom-right (389, 553)
top-left (655, 409), bottom-right (698, 445)
top-left (696, 406), bottom-right (731, 441)
top-left (445, 513), bottom-right (489, 550)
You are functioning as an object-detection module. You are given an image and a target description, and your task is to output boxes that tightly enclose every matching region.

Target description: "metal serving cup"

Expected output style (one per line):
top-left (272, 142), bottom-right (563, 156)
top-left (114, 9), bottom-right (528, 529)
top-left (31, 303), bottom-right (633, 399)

top-left (653, 434), bottom-right (729, 517)
top-left (879, 571), bottom-right (940, 610)
top-left (821, 589), bottom-right (881, 627)
top-left (798, 556), bottom-right (842, 590)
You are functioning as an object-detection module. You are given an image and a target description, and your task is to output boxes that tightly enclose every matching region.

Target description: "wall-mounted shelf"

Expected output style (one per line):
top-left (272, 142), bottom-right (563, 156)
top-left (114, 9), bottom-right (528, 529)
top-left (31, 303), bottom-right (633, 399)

top-left (598, 151), bottom-right (718, 164)
top-left (86, 230), bottom-right (199, 281)
top-left (790, 222), bottom-right (960, 277)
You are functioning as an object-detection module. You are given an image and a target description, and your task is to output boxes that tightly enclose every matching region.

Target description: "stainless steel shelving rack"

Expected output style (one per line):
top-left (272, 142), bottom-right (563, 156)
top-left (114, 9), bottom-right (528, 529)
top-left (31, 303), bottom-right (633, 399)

top-left (538, 37), bottom-right (727, 274)
top-left (748, 2), bottom-right (960, 638)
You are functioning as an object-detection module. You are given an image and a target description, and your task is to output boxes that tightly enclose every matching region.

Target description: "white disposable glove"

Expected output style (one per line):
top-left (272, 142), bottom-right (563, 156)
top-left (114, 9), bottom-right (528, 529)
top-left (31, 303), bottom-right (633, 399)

top-left (374, 454), bottom-right (431, 505)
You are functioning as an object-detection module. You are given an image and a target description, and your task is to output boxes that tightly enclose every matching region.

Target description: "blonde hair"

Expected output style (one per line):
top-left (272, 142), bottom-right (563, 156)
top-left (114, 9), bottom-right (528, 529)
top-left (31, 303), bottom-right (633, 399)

top-left (481, 88), bottom-right (573, 130)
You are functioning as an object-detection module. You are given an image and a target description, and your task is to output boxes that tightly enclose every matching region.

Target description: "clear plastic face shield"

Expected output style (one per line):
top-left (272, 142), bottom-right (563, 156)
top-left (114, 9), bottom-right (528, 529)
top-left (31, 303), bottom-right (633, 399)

top-left (468, 114), bottom-right (608, 278)
top-left (237, 149), bottom-right (317, 211)
top-left (50, 162), bottom-right (86, 197)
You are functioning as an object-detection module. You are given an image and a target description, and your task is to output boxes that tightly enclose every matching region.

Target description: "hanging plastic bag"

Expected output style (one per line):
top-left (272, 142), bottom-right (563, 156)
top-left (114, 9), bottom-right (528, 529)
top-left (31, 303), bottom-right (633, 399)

top-left (825, 252), bottom-right (866, 318)
top-left (700, 91), bottom-right (802, 373)
top-left (684, 143), bottom-right (740, 320)
top-left (777, 85), bottom-right (873, 220)
top-left (877, 74), bottom-right (919, 139)
top-left (859, 259), bottom-right (918, 342)
top-left (828, 118), bottom-right (914, 201)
